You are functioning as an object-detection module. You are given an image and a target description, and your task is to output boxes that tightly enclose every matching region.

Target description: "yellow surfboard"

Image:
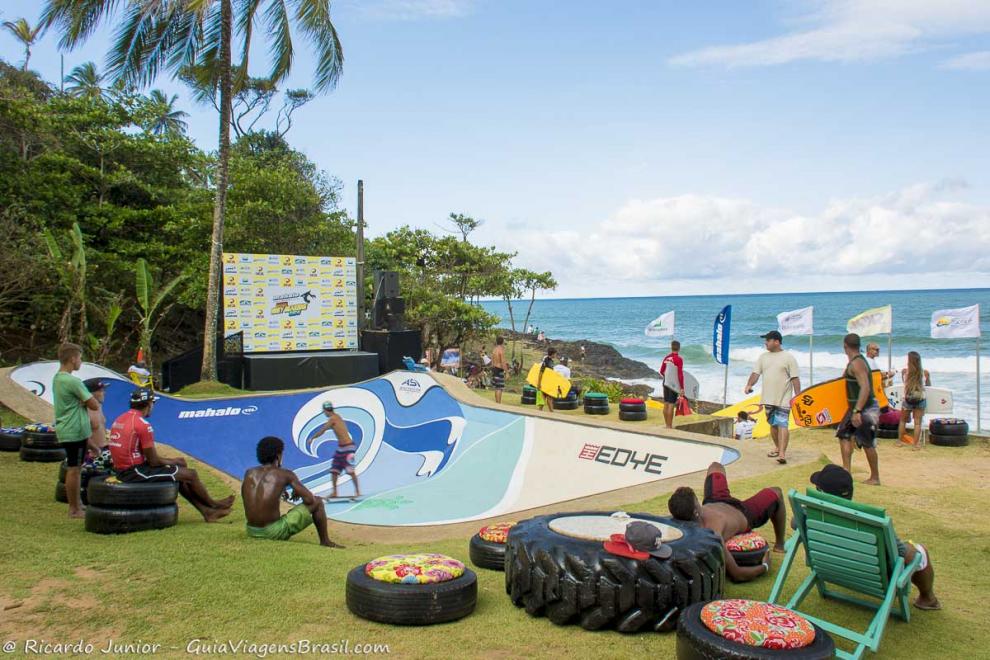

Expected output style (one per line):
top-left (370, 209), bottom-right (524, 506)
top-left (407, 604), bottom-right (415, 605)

top-left (712, 394), bottom-right (796, 439)
top-left (526, 363), bottom-right (571, 398)
top-left (792, 371), bottom-right (889, 428)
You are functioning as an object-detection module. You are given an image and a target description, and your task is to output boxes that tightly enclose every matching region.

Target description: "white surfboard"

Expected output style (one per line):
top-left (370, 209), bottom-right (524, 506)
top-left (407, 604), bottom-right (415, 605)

top-left (682, 371), bottom-right (700, 401)
top-left (883, 385), bottom-right (953, 415)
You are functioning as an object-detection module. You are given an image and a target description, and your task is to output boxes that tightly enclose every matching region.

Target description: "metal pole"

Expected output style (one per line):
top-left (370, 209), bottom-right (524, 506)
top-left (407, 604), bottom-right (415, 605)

top-left (356, 180), bottom-right (365, 336)
top-left (887, 334), bottom-right (892, 375)
top-left (723, 363), bottom-right (729, 406)
top-left (809, 334), bottom-right (814, 385)
top-left (977, 336), bottom-right (982, 432)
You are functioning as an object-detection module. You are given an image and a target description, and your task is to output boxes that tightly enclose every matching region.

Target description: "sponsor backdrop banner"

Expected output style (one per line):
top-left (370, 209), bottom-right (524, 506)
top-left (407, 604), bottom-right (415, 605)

top-left (222, 252), bottom-right (358, 352)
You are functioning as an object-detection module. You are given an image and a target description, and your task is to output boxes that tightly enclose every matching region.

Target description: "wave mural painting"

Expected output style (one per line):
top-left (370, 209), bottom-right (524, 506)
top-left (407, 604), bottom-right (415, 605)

top-left (8, 367), bottom-right (738, 527)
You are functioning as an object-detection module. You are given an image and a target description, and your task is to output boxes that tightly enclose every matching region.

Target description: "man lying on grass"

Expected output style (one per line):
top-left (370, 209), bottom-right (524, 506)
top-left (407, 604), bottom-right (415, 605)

top-left (808, 464), bottom-right (941, 611)
top-left (242, 436), bottom-right (343, 548)
top-left (108, 388), bottom-right (233, 522)
top-left (667, 461), bottom-right (786, 582)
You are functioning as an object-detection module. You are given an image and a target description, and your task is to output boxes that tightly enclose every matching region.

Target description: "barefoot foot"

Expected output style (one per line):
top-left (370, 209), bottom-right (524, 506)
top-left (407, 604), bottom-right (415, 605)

top-left (68, 509), bottom-right (86, 519)
top-left (914, 596), bottom-right (941, 611)
top-left (773, 544), bottom-right (786, 553)
top-left (322, 541), bottom-right (345, 549)
top-left (862, 478), bottom-right (881, 486)
top-left (215, 495), bottom-right (235, 508)
top-left (203, 507), bottom-right (231, 523)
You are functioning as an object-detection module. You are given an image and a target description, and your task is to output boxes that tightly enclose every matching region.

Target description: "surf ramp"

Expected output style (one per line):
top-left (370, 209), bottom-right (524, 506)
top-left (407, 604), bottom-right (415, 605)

top-left (9, 364), bottom-right (738, 527)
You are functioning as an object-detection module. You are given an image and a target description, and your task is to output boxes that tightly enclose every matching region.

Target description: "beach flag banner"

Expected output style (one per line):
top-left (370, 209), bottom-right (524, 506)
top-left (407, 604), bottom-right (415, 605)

top-left (930, 304), bottom-right (982, 431)
top-left (221, 253), bottom-right (358, 352)
top-left (778, 305), bottom-right (815, 383)
top-left (848, 304), bottom-right (893, 373)
top-left (440, 348), bottom-right (461, 370)
top-left (713, 305), bottom-right (732, 404)
top-left (645, 311), bottom-right (675, 338)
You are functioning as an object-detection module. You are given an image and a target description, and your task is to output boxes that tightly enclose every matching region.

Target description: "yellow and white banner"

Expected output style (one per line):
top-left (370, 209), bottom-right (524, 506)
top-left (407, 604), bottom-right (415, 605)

top-left (221, 253), bottom-right (358, 352)
top-left (847, 304), bottom-right (892, 336)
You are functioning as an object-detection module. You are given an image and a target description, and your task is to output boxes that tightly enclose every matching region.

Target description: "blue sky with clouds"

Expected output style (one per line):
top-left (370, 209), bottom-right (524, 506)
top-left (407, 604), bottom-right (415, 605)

top-left (2, 0), bottom-right (989, 297)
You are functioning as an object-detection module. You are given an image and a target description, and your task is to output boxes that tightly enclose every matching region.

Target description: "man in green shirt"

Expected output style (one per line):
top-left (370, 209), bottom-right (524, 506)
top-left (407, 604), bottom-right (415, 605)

top-left (53, 343), bottom-right (99, 519)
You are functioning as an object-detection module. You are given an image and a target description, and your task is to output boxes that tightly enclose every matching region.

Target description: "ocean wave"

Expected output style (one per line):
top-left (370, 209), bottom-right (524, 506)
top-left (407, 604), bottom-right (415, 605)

top-left (725, 347), bottom-right (988, 373)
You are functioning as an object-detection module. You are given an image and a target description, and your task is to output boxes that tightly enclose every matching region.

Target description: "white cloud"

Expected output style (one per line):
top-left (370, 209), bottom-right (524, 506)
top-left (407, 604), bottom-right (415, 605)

top-left (503, 181), bottom-right (990, 298)
top-left (356, 0), bottom-right (475, 21)
top-left (669, 1), bottom-right (990, 68)
top-left (941, 50), bottom-right (990, 70)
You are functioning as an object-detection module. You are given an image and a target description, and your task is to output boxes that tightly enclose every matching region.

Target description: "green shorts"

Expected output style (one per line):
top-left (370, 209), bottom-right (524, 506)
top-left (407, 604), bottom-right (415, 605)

top-left (246, 504), bottom-right (312, 541)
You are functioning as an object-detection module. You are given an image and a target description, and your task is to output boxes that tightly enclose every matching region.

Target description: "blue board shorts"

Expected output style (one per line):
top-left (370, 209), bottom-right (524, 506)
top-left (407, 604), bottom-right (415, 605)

top-left (330, 448), bottom-right (356, 475)
top-left (765, 405), bottom-right (790, 428)
top-left (902, 397), bottom-right (926, 412)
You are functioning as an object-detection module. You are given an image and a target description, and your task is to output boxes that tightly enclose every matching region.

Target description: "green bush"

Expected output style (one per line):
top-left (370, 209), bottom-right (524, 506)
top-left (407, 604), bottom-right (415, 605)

top-left (579, 377), bottom-right (625, 402)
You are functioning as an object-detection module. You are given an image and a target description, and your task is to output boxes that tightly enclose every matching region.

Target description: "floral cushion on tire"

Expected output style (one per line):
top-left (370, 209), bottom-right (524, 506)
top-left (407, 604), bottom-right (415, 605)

top-left (24, 423), bottom-right (55, 433)
top-left (478, 522), bottom-right (516, 544)
top-left (725, 532), bottom-right (768, 553)
top-left (700, 599), bottom-right (815, 650)
top-left (1, 427), bottom-right (24, 434)
top-left (620, 397), bottom-right (644, 405)
top-left (364, 553), bottom-right (465, 584)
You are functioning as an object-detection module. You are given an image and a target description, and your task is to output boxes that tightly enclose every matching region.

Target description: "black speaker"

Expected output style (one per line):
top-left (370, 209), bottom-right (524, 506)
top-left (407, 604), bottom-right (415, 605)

top-left (360, 330), bottom-right (422, 374)
top-left (374, 271), bottom-right (400, 299)
top-left (373, 296), bottom-right (405, 330)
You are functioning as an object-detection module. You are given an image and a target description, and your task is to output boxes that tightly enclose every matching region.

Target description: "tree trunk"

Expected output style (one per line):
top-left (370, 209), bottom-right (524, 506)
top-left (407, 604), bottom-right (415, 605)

top-left (200, 0), bottom-right (234, 382)
top-left (521, 289), bottom-right (537, 337)
top-left (504, 297), bottom-right (516, 332)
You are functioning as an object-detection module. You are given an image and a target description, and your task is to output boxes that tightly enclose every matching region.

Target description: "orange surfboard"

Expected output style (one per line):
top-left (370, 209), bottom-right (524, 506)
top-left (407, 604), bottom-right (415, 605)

top-left (792, 371), bottom-right (889, 428)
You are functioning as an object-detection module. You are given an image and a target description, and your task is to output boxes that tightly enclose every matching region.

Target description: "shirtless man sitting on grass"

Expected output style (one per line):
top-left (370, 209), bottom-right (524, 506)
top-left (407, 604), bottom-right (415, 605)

top-left (242, 436), bottom-right (342, 548)
top-left (667, 462), bottom-right (786, 582)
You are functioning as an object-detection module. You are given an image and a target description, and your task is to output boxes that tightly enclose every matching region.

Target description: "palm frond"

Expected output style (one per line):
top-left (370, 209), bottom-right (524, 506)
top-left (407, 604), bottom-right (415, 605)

top-left (41, 0), bottom-right (125, 50)
top-left (291, 0), bottom-right (343, 91)
top-left (264, 0), bottom-right (294, 86)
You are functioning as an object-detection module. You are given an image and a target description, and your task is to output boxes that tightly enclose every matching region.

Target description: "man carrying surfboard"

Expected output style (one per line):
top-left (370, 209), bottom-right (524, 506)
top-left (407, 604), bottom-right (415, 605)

top-left (837, 333), bottom-right (882, 486)
top-left (744, 331), bottom-right (801, 465)
top-left (659, 340), bottom-right (686, 429)
top-left (536, 348), bottom-right (557, 412)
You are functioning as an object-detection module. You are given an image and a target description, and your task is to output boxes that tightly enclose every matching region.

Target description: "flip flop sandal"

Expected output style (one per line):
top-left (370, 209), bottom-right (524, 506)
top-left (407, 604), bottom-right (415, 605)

top-left (914, 599), bottom-right (942, 611)
top-left (767, 451), bottom-right (780, 457)
top-left (777, 458), bottom-right (787, 465)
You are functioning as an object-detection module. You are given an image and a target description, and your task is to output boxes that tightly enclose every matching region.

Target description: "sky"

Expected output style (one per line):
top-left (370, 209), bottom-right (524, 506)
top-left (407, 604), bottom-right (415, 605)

top-left (2, 0), bottom-right (989, 299)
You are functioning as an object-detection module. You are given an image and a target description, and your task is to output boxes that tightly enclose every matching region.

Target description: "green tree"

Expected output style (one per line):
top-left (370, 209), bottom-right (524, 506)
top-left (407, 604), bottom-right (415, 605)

top-left (64, 61), bottom-right (106, 100)
top-left (135, 258), bottom-right (187, 372)
top-left (43, 222), bottom-right (89, 344)
top-left (2, 18), bottom-right (42, 71)
top-left (145, 90), bottom-right (189, 136)
top-left (43, 0), bottom-right (345, 381)
top-left (517, 269), bottom-right (557, 337)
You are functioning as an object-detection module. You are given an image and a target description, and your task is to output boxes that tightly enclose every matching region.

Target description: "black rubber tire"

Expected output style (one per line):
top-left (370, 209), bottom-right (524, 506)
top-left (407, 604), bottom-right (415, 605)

top-left (554, 398), bottom-right (579, 410)
top-left (583, 394), bottom-right (609, 404)
top-left (21, 430), bottom-right (59, 449)
top-left (346, 564), bottom-right (477, 625)
top-left (521, 395), bottom-right (536, 405)
top-left (87, 478), bottom-right (179, 509)
top-left (929, 419), bottom-right (968, 436)
top-left (58, 459), bottom-right (68, 482)
top-left (619, 402), bottom-right (647, 413)
top-left (876, 428), bottom-right (900, 439)
top-left (584, 406), bottom-right (610, 415)
top-left (878, 422), bottom-right (899, 431)
top-left (0, 430), bottom-right (22, 452)
top-left (84, 504), bottom-right (179, 534)
top-left (54, 481), bottom-right (89, 505)
top-left (619, 411), bottom-right (648, 422)
top-left (469, 533), bottom-right (507, 571)
top-left (930, 433), bottom-right (969, 447)
top-left (19, 446), bottom-right (66, 462)
top-left (728, 547), bottom-right (766, 569)
top-left (505, 511), bottom-right (724, 633)
top-left (676, 601), bottom-right (835, 659)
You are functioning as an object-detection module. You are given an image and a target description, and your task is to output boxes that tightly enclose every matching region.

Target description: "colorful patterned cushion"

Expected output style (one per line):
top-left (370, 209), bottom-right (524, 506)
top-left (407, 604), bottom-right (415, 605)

top-left (364, 553), bottom-right (466, 584)
top-left (24, 423), bottom-right (55, 433)
top-left (620, 397), bottom-right (644, 404)
top-left (701, 599), bottom-right (815, 649)
top-left (1, 427), bottom-right (24, 434)
top-left (478, 522), bottom-right (516, 544)
top-left (726, 532), bottom-right (768, 552)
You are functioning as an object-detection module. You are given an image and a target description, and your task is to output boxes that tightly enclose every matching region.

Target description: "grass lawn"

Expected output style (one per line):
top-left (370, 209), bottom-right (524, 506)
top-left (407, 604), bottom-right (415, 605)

top-left (0, 398), bottom-right (987, 658)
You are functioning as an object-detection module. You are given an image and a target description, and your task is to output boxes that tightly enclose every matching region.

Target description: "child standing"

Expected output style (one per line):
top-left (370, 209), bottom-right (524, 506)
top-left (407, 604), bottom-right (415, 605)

top-left (53, 344), bottom-right (99, 519)
top-left (734, 411), bottom-right (756, 441)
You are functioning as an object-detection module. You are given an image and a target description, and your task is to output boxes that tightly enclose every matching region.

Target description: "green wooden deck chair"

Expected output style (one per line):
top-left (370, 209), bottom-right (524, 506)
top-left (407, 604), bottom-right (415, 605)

top-left (768, 488), bottom-right (922, 660)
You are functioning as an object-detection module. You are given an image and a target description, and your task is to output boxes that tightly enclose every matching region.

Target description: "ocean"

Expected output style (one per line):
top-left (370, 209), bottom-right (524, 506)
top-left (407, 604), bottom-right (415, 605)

top-left (479, 289), bottom-right (989, 427)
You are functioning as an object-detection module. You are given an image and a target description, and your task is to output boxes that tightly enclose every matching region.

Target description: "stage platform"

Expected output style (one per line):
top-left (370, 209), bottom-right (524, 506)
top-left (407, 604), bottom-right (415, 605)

top-left (243, 350), bottom-right (379, 390)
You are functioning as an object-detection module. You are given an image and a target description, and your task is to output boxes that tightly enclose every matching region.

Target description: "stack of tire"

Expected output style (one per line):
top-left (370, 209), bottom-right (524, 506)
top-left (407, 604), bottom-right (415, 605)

top-left (85, 477), bottom-right (179, 534)
top-left (618, 398), bottom-right (647, 422)
top-left (583, 392), bottom-right (610, 415)
top-left (929, 418), bottom-right (969, 447)
top-left (555, 390), bottom-right (579, 411)
top-left (19, 424), bottom-right (65, 463)
top-left (505, 512), bottom-right (724, 633)
top-left (55, 459), bottom-right (112, 505)
top-left (521, 385), bottom-right (537, 405)
top-left (0, 427), bottom-right (23, 452)
top-left (876, 410), bottom-right (900, 439)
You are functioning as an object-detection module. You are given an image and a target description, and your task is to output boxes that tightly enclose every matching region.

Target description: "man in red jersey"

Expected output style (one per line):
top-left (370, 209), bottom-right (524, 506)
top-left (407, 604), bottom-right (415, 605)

top-left (659, 340), bottom-right (686, 429)
top-left (108, 388), bottom-right (234, 522)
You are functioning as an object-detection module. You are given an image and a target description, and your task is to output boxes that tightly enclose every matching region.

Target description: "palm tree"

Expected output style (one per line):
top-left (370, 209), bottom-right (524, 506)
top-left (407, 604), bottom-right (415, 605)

top-left (147, 89), bottom-right (189, 135)
top-left (3, 18), bottom-right (43, 70)
top-left (64, 61), bottom-right (106, 100)
top-left (42, 0), bottom-right (344, 381)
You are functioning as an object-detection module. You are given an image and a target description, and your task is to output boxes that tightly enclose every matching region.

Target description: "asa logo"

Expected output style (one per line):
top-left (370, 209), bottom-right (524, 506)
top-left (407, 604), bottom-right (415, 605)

top-left (398, 378), bottom-right (422, 393)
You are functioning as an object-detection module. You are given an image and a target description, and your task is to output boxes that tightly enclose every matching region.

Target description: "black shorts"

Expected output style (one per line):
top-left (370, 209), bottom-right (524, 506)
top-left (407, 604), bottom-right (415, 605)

top-left (491, 367), bottom-right (505, 390)
top-left (117, 464), bottom-right (180, 482)
top-left (663, 386), bottom-right (680, 404)
top-left (61, 440), bottom-right (88, 468)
